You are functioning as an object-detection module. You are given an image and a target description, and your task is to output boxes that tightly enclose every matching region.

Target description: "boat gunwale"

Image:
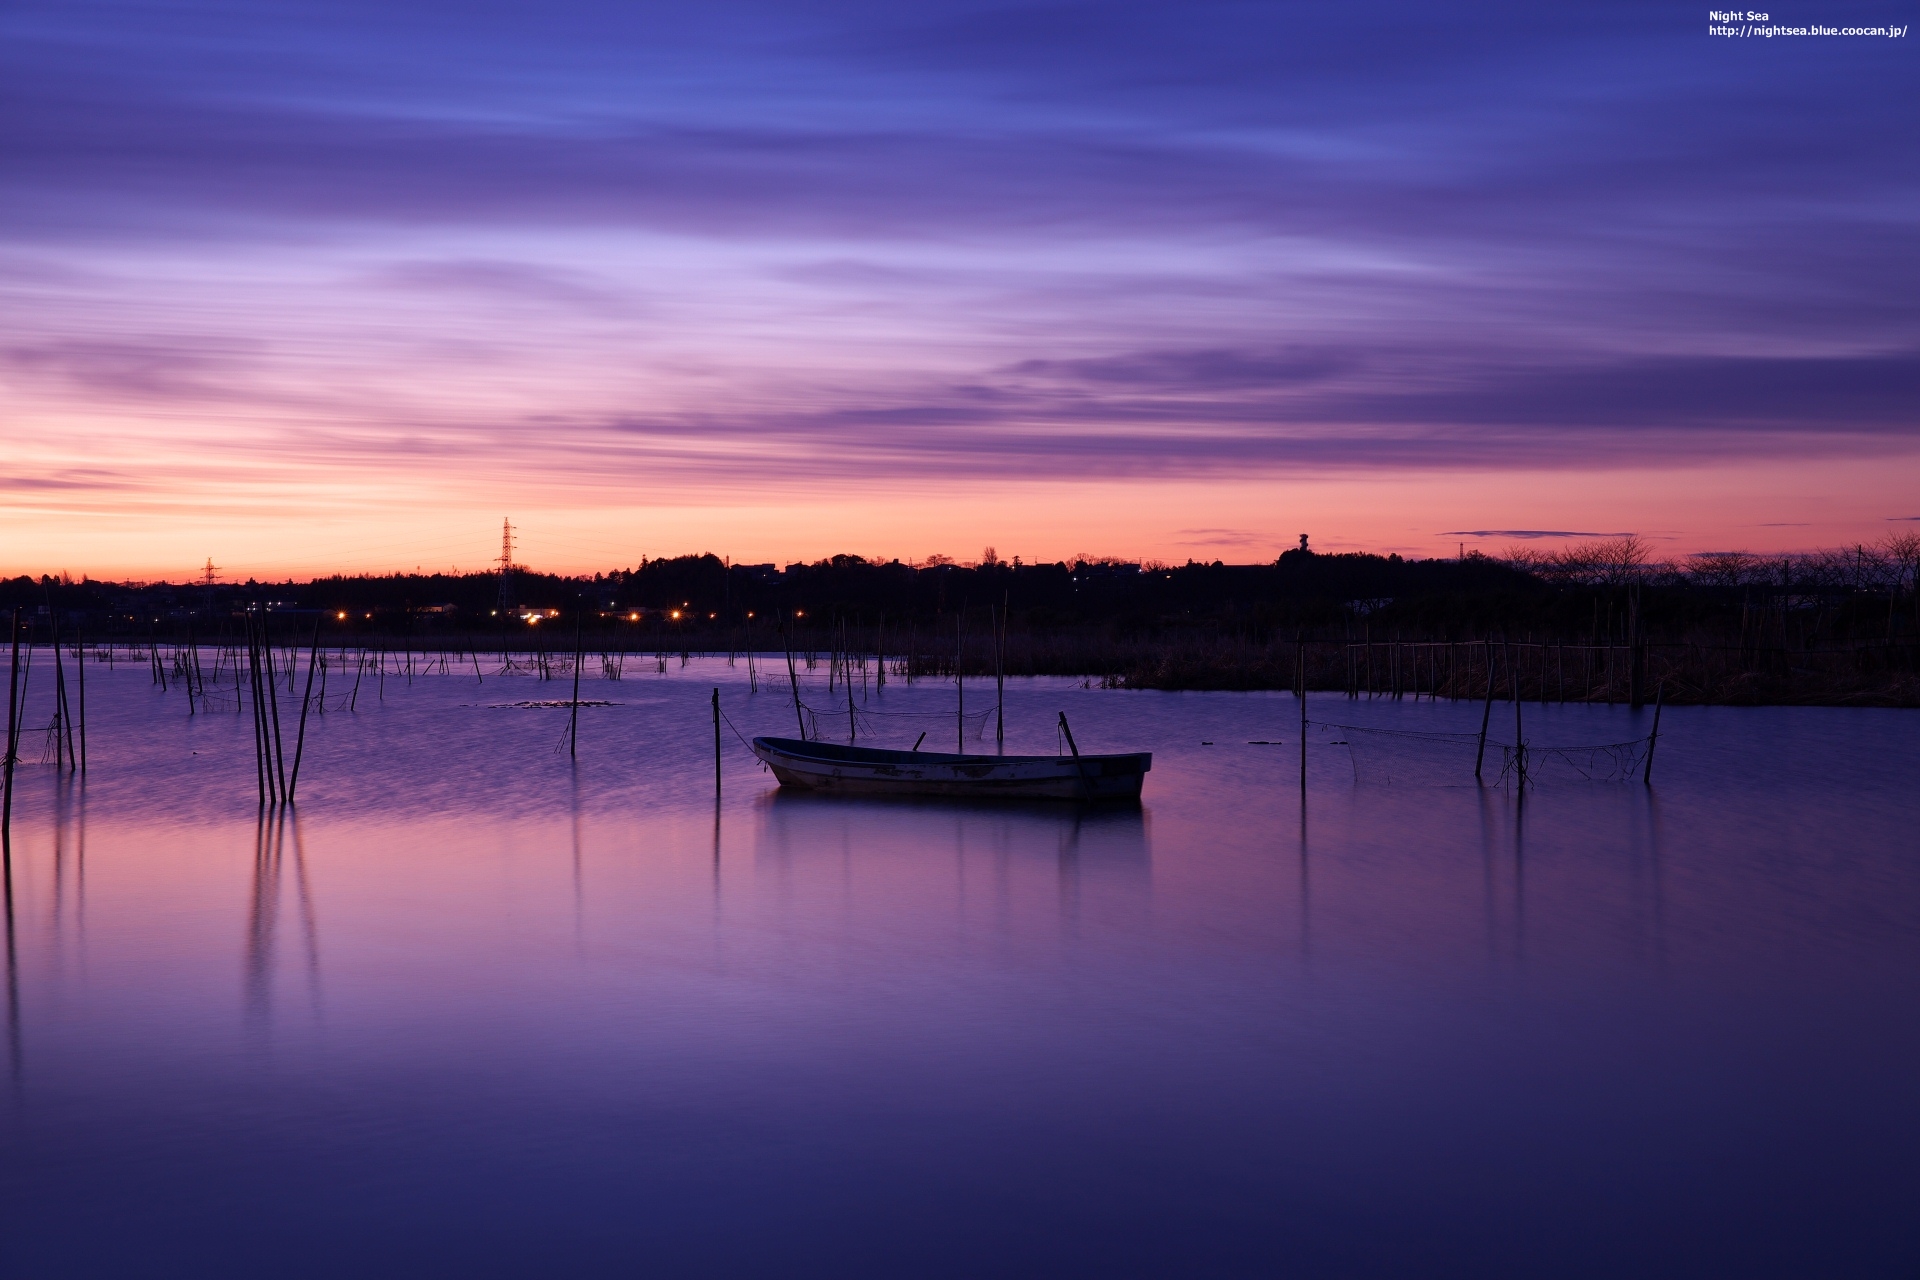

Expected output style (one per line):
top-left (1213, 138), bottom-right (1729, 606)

top-left (750, 735), bottom-right (1150, 772)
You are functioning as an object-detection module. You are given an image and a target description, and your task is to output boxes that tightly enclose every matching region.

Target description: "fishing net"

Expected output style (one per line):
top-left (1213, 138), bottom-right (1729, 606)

top-left (1314, 721), bottom-right (1654, 787)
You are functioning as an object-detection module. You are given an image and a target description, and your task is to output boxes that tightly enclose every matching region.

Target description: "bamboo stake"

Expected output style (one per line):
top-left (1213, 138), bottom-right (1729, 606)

top-left (1474, 638), bottom-right (1495, 781)
top-left (247, 615), bottom-right (269, 804)
top-left (1514, 675), bottom-right (1525, 790)
top-left (1298, 633), bottom-right (1307, 794)
top-left (1643, 682), bottom-right (1664, 785)
top-left (955, 612), bottom-right (965, 753)
top-left (994, 601), bottom-right (1005, 754)
top-left (74, 622), bottom-right (86, 773)
top-left (288, 613), bottom-right (322, 802)
top-left (51, 611), bottom-right (73, 772)
top-left (712, 687), bottom-right (722, 796)
top-left (264, 616), bottom-right (288, 799)
top-left (785, 637), bottom-right (805, 738)
top-left (568, 601), bottom-right (583, 760)
top-left (3, 610), bottom-right (19, 837)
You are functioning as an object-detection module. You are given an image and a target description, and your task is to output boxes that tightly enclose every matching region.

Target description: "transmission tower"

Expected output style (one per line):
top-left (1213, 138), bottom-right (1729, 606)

top-left (201, 557), bottom-right (220, 586)
top-left (496, 518), bottom-right (516, 612)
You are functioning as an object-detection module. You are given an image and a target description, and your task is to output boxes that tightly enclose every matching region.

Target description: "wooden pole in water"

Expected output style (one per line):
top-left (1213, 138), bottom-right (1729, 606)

top-left (1057, 711), bottom-right (1094, 797)
top-left (247, 615), bottom-right (269, 804)
top-left (569, 599), bottom-right (584, 760)
top-left (845, 622), bottom-right (857, 741)
top-left (955, 612), bottom-right (965, 753)
top-left (287, 612), bottom-right (322, 802)
top-left (74, 622), bottom-right (86, 774)
top-left (1642, 681), bottom-right (1664, 786)
top-left (1514, 674), bottom-right (1525, 789)
top-left (254, 615), bottom-right (275, 802)
top-left (1298, 633), bottom-right (1307, 794)
top-left (3, 609), bottom-right (19, 837)
top-left (50, 610), bottom-right (72, 772)
top-left (994, 600), bottom-right (1005, 754)
top-left (263, 616), bottom-right (288, 800)
top-left (785, 637), bottom-right (805, 739)
top-left (183, 622), bottom-right (197, 717)
top-left (1474, 637), bottom-right (1495, 781)
top-left (712, 687), bottom-right (722, 796)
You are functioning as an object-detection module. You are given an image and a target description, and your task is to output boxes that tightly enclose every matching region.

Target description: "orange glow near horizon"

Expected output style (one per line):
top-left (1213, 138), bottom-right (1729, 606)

top-left (3, 452), bottom-right (1916, 582)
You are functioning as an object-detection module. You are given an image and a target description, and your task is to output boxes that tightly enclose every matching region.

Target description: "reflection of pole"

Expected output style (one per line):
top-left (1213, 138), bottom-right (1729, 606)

top-left (287, 812), bottom-right (322, 1013)
top-left (1, 609), bottom-right (17, 1082)
top-left (245, 810), bottom-right (282, 1026)
top-left (1297, 794), bottom-right (1310, 964)
top-left (4, 817), bottom-right (17, 1086)
top-left (711, 688), bottom-right (722, 796)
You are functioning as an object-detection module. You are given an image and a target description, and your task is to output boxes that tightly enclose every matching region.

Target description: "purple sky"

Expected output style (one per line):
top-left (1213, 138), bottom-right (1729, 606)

top-left (2, 0), bottom-right (1915, 574)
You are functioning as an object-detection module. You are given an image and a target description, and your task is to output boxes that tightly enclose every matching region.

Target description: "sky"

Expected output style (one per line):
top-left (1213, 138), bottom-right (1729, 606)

top-left (2, 0), bottom-right (1916, 579)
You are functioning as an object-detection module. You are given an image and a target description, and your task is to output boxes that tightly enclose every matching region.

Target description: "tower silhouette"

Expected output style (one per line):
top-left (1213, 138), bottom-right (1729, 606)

top-left (495, 519), bottom-right (516, 612)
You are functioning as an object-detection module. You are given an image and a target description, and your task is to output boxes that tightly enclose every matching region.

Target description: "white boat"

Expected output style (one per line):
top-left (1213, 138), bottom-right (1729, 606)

top-left (750, 735), bottom-right (1150, 801)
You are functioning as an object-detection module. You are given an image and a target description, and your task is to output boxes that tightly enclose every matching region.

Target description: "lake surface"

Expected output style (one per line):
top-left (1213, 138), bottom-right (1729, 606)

top-left (1, 654), bottom-right (1916, 1277)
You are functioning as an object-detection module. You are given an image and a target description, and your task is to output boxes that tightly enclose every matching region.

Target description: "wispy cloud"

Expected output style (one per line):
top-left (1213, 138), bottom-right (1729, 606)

top-left (1441, 530), bottom-right (1631, 539)
top-left (1171, 528), bottom-right (1277, 547)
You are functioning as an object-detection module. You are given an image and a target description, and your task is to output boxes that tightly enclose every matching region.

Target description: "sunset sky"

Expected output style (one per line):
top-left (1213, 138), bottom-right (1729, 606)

top-left (3, 0), bottom-right (1915, 579)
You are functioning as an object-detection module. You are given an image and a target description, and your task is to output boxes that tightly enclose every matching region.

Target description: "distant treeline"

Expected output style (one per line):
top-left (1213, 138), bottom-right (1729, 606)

top-left (5, 534), bottom-right (1919, 704)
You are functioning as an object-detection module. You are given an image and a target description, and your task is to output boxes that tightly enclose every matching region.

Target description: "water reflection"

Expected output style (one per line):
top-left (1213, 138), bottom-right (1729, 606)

top-left (3, 817), bottom-right (16, 1089)
top-left (0, 670), bottom-right (1916, 1276)
top-left (243, 809), bottom-right (322, 1036)
top-left (1297, 800), bottom-right (1310, 965)
top-left (757, 793), bottom-right (1149, 875)
top-left (570, 767), bottom-right (584, 946)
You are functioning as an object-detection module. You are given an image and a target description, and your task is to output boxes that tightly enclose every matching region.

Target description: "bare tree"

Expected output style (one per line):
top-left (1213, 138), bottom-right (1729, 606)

top-left (1501, 545), bottom-right (1550, 572)
top-left (1570, 535), bottom-right (1651, 588)
top-left (1688, 550), bottom-right (1761, 589)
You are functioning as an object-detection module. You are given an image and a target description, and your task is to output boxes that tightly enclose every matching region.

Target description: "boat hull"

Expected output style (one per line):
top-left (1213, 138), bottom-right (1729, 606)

top-left (750, 736), bottom-right (1149, 801)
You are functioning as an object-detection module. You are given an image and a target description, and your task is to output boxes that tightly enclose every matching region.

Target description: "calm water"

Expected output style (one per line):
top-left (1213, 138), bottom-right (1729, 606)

top-left (1, 656), bottom-right (1916, 1278)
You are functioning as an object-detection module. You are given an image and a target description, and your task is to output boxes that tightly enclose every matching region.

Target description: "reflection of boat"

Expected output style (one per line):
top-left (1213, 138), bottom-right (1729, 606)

top-left (751, 736), bottom-right (1150, 801)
